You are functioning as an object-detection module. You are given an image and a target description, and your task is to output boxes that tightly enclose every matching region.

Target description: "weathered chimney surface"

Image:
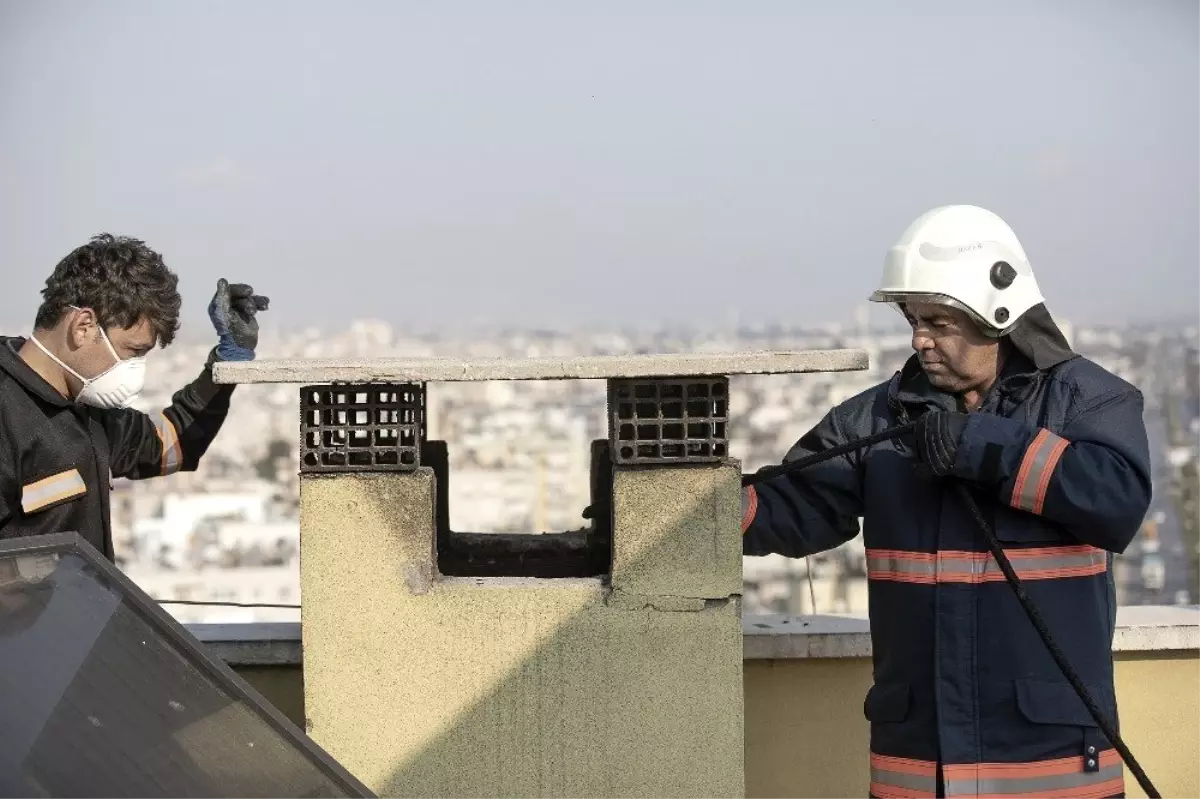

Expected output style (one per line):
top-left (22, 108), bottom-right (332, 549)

top-left (276, 348), bottom-right (868, 798)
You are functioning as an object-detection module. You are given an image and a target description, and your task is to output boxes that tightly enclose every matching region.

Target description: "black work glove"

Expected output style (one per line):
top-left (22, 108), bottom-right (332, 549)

top-left (208, 278), bottom-right (270, 362)
top-left (913, 410), bottom-right (969, 477)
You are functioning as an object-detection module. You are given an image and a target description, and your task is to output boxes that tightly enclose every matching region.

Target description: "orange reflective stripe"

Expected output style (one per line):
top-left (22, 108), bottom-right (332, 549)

top-left (870, 753), bottom-right (937, 798)
top-left (1010, 428), bottom-right (1048, 509)
top-left (1011, 428), bottom-right (1070, 515)
top-left (936, 546), bottom-right (1106, 584)
top-left (1034, 435), bottom-right (1069, 515)
top-left (865, 550), bottom-right (936, 584)
top-left (867, 546), bottom-right (1106, 584)
top-left (944, 749), bottom-right (1123, 798)
top-left (741, 485), bottom-right (758, 534)
top-left (153, 413), bottom-right (183, 475)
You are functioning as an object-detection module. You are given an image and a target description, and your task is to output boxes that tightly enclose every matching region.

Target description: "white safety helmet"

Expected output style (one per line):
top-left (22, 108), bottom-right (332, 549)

top-left (870, 205), bottom-right (1044, 336)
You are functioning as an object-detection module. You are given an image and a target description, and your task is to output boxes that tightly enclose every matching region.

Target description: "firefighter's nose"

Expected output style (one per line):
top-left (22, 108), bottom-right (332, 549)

top-left (912, 330), bottom-right (935, 353)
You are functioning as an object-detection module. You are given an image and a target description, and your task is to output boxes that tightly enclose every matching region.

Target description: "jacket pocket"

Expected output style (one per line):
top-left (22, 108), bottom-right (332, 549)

top-left (864, 681), bottom-right (911, 723)
top-left (20, 468), bottom-right (87, 515)
top-left (1014, 678), bottom-right (1113, 727)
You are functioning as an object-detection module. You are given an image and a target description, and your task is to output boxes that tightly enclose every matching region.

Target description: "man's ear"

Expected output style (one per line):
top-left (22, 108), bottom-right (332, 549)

top-left (64, 308), bottom-right (99, 350)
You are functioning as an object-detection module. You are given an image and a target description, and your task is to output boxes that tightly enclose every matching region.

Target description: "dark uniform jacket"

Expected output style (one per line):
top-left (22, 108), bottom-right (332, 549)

top-left (0, 336), bottom-right (234, 560)
top-left (742, 316), bottom-right (1151, 799)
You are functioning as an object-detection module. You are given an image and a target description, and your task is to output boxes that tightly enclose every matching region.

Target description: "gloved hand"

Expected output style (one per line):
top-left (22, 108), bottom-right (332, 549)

top-left (208, 278), bottom-right (269, 362)
top-left (913, 409), bottom-right (969, 477)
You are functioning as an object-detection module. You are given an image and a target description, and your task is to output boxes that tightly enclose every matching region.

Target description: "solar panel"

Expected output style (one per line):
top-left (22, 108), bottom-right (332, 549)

top-left (0, 532), bottom-right (373, 798)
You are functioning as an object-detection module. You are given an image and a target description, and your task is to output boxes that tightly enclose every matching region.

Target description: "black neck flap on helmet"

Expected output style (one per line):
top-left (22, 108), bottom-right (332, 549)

top-left (1005, 303), bottom-right (1075, 371)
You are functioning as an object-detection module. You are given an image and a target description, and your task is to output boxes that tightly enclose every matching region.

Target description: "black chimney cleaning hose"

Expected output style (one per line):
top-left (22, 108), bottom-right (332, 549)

top-left (742, 422), bottom-right (1161, 799)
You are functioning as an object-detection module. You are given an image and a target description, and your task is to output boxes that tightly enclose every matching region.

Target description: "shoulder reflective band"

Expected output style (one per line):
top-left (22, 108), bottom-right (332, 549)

top-left (866, 545), bottom-right (1107, 584)
top-left (21, 468), bottom-right (87, 514)
top-left (153, 413), bottom-right (183, 475)
top-left (943, 749), bottom-right (1123, 798)
top-left (1011, 428), bottom-right (1070, 515)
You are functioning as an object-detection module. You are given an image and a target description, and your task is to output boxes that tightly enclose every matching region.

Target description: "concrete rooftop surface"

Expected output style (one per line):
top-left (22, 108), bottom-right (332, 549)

top-left (211, 349), bottom-right (869, 384)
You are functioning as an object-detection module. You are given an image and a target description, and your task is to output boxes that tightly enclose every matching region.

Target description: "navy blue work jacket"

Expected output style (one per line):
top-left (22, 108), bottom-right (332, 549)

top-left (744, 338), bottom-right (1150, 799)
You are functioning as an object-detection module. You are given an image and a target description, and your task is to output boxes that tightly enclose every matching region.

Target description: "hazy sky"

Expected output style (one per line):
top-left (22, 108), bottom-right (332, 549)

top-left (1, 0), bottom-right (1196, 336)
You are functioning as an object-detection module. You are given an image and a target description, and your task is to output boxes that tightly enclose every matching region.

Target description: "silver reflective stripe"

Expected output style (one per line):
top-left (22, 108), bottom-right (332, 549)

top-left (21, 469), bottom-right (87, 514)
top-left (870, 766), bottom-right (938, 793)
top-left (1012, 428), bottom-right (1069, 514)
top-left (867, 546), bottom-right (1106, 584)
top-left (937, 548), bottom-right (1106, 583)
top-left (866, 552), bottom-right (936, 583)
top-left (946, 762), bottom-right (1123, 797)
top-left (154, 413), bottom-right (182, 475)
top-left (869, 754), bottom-right (938, 798)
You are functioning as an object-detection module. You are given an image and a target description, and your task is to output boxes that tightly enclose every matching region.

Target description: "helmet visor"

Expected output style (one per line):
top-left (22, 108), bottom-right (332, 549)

top-left (869, 291), bottom-right (1006, 337)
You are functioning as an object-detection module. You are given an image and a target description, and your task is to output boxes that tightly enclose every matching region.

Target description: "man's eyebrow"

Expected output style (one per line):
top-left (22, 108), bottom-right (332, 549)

top-left (907, 311), bottom-right (955, 325)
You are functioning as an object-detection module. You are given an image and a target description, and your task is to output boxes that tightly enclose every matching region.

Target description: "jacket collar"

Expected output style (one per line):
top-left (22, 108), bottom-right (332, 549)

top-left (0, 336), bottom-right (73, 407)
top-left (886, 346), bottom-right (1050, 421)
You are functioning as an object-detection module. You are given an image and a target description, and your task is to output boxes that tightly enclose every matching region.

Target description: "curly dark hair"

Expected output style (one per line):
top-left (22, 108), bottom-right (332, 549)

top-left (34, 233), bottom-right (182, 347)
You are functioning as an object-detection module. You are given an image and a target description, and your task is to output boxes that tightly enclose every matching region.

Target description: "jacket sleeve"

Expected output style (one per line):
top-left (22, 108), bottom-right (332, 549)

top-left (951, 387), bottom-right (1151, 553)
top-left (98, 349), bottom-right (237, 481)
top-left (742, 407), bottom-right (864, 559)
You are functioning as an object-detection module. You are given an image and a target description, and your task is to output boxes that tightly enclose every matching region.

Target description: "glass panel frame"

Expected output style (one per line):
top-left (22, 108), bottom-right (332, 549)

top-left (0, 532), bottom-right (373, 798)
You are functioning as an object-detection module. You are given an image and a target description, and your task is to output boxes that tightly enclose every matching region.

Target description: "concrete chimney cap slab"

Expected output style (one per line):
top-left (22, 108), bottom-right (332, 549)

top-left (212, 349), bottom-right (869, 385)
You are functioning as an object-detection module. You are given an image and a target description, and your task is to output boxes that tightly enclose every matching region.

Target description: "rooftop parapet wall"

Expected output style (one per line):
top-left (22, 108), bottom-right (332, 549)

top-left (188, 606), bottom-right (1200, 668)
top-left (189, 610), bottom-right (1200, 799)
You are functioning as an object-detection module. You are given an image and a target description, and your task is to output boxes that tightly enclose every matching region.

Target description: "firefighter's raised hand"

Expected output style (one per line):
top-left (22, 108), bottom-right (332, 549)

top-left (209, 278), bottom-right (270, 362)
top-left (913, 410), bottom-right (969, 477)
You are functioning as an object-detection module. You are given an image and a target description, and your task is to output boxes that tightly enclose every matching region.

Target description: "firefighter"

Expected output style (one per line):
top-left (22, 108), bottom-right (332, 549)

top-left (742, 205), bottom-right (1150, 799)
top-left (0, 234), bottom-right (269, 561)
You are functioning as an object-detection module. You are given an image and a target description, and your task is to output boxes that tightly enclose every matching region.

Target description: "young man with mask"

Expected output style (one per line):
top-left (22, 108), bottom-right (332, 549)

top-left (742, 206), bottom-right (1150, 799)
top-left (0, 234), bottom-right (269, 561)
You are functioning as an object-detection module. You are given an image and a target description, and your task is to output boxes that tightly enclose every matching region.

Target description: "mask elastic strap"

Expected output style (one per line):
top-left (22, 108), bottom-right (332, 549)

top-left (67, 305), bottom-right (123, 364)
top-left (28, 333), bottom-right (89, 385)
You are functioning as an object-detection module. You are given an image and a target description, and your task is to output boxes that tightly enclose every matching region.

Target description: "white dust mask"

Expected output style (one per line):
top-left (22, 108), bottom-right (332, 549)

top-left (30, 312), bottom-right (147, 409)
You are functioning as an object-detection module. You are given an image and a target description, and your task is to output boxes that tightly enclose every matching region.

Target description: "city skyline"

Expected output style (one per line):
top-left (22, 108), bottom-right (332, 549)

top-left (107, 318), bottom-right (1198, 623)
top-left (4, 303), bottom-right (1195, 350)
